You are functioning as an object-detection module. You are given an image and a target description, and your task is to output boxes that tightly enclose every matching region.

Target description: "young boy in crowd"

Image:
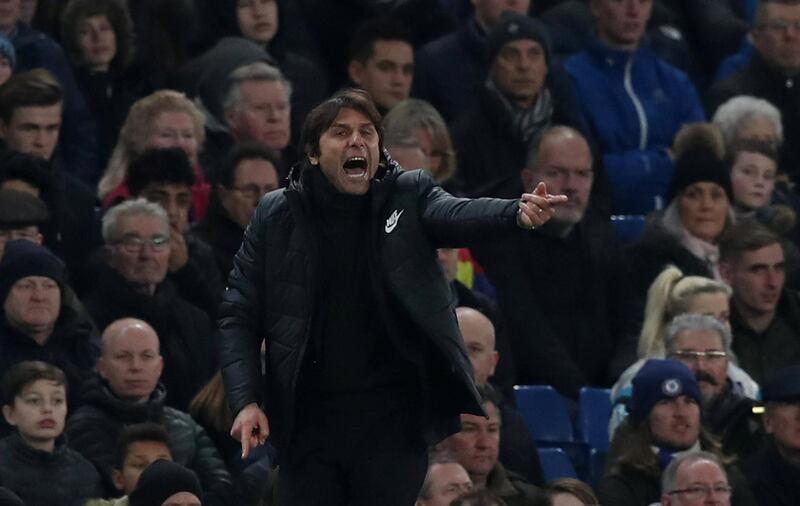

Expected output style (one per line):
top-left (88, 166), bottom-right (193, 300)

top-left (87, 423), bottom-right (175, 505)
top-left (0, 360), bottom-right (102, 506)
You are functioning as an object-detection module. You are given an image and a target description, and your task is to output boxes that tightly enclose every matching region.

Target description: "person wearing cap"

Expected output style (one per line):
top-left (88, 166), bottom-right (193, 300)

top-left (0, 240), bottom-right (98, 425)
top-left (741, 365), bottom-right (800, 506)
top-left (718, 219), bottom-right (800, 386)
top-left (628, 124), bottom-right (733, 304)
top-left (472, 125), bottom-right (638, 399)
top-left (451, 11), bottom-right (587, 199)
top-left (128, 459), bottom-right (202, 506)
top-left (413, 0), bottom-right (531, 124)
top-left (598, 359), bottom-right (757, 506)
top-left (0, 188), bottom-right (48, 261)
top-left (563, 0), bottom-right (705, 215)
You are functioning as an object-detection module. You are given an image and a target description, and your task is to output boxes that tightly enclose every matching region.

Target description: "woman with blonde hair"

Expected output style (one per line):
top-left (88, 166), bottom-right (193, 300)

top-left (97, 89), bottom-right (210, 220)
top-left (382, 98), bottom-right (457, 184)
top-left (609, 265), bottom-right (759, 434)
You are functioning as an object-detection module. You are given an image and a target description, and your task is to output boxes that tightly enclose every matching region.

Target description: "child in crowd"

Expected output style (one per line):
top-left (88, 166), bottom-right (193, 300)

top-left (0, 361), bottom-right (102, 506)
top-left (88, 423), bottom-right (175, 506)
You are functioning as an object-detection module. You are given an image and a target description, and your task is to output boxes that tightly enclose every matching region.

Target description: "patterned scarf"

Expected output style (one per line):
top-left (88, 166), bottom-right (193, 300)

top-left (486, 77), bottom-right (554, 145)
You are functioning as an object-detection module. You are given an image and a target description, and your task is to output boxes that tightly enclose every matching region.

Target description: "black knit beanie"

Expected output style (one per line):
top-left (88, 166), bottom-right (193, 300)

top-left (0, 240), bottom-right (64, 303)
top-left (485, 11), bottom-right (551, 66)
top-left (129, 460), bottom-right (203, 506)
top-left (668, 148), bottom-right (733, 202)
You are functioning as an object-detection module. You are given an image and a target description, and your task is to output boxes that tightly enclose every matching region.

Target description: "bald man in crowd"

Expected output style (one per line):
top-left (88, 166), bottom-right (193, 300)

top-left (456, 307), bottom-right (543, 485)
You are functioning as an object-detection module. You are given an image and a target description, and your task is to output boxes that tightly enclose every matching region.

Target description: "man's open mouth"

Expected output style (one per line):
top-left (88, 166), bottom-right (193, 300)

top-left (343, 156), bottom-right (368, 177)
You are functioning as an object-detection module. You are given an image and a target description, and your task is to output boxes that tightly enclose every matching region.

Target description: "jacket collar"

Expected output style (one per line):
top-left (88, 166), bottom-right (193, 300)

top-left (80, 373), bottom-right (167, 423)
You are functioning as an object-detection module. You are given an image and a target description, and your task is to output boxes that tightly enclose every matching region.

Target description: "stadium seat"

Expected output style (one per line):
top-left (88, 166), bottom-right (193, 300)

top-left (579, 387), bottom-right (612, 452)
top-left (538, 448), bottom-right (578, 481)
top-left (610, 214), bottom-right (646, 245)
top-left (513, 385), bottom-right (574, 443)
top-left (588, 448), bottom-right (608, 489)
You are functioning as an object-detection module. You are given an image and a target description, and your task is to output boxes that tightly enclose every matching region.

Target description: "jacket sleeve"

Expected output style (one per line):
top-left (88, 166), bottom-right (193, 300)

top-left (415, 171), bottom-right (520, 246)
top-left (64, 409), bottom-right (118, 491)
top-left (217, 195), bottom-right (273, 416)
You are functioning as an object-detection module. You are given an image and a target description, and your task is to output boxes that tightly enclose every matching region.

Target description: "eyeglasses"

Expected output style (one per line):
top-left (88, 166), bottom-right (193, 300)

top-left (758, 19), bottom-right (800, 33)
top-left (668, 484), bottom-right (733, 500)
top-left (228, 184), bottom-right (274, 200)
top-left (114, 235), bottom-right (169, 253)
top-left (671, 350), bottom-right (728, 363)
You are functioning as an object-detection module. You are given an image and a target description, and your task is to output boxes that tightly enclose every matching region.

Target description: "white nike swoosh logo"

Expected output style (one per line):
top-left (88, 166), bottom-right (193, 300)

top-left (385, 209), bottom-right (404, 233)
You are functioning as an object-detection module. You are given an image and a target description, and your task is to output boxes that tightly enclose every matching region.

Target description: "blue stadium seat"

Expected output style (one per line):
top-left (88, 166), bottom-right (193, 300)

top-left (513, 385), bottom-right (574, 443)
top-left (579, 387), bottom-right (612, 452)
top-left (538, 448), bottom-right (578, 481)
top-left (588, 448), bottom-right (608, 489)
top-left (610, 215), bottom-right (646, 245)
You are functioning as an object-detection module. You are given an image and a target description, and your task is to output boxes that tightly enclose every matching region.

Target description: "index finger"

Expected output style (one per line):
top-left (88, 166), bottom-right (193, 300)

top-left (239, 421), bottom-right (253, 457)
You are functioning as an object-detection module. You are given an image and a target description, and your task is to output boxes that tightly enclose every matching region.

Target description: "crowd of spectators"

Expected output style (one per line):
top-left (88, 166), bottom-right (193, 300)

top-left (0, 0), bottom-right (800, 504)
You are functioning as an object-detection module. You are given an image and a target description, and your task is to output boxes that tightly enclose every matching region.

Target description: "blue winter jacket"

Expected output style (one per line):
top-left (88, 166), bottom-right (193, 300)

top-left (565, 39), bottom-right (705, 214)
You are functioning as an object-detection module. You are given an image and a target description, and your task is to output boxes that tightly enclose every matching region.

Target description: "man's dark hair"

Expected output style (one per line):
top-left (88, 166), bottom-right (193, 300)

top-left (0, 151), bottom-right (55, 203)
top-left (114, 422), bottom-right (173, 470)
top-left (0, 69), bottom-right (63, 123)
top-left (476, 383), bottom-right (503, 411)
top-left (719, 218), bottom-right (782, 263)
top-left (450, 489), bottom-right (509, 506)
top-left (217, 142), bottom-right (281, 188)
top-left (347, 16), bottom-right (413, 63)
top-left (128, 148), bottom-right (196, 196)
top-left (1, 361), bottom-right (66, 406)
top-left (61, 0), bottom-right (135, 72)
top-left (300, 88), bottom-right (384, 160)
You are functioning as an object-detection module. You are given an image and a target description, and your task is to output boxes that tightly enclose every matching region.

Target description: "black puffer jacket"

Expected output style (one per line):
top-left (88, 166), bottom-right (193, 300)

top-left (219, 161), bottom-right (520, 453)
top-left (0, 432), bottom-right (102, 506)
top-left (65, 374), bottom-right (231, 503)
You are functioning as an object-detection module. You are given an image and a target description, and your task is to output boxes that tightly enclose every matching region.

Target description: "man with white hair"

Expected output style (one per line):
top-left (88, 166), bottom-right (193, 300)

top-left (661, 451), bottom-right (732, 506)
top-left (664, 314), bottom-right (764, 459)
top-left (83, 199), bottom-right (216, 411)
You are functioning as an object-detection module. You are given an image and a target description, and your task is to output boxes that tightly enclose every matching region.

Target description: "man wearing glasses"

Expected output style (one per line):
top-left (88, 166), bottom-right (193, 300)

top-left (664, 314), bottom-right (764, 460)
top-left (598, 359), bottom-right (757, 506)
top-left (708, 0), bottom-right (800, 181)
top-left (84, 198), bottom-right (217, 412)
top-left (661, 451), bottom-right (732, 506)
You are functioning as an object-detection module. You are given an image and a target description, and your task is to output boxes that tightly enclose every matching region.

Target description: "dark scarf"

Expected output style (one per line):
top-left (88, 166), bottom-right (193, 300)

top-left (486, 77), bottom-right (553, 145)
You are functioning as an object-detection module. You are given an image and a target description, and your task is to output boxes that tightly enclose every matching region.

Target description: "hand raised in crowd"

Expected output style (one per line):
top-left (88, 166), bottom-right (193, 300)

top-left (517, 182), bottom-right (568, 230)
top-left (231, 402), bottom-right (270, 459)
top-left (168, 225), bottom-right (189, 272)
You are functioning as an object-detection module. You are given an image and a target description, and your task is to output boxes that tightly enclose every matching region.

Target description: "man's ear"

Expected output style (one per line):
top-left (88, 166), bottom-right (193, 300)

top-left (96, 357), bottom-right (108, 380)
top-left (490, 351), bottom-right (499, 378)
top-left (0, 118), bottom-right (8, 139)
top-left (111, 469), bottom-right (125, 492)
top-left (348, 60), bottom-right (365, 85)
top-left (2, 404), bottom-right (15, 426)
top-left (718, 261), bottom-right (733, 284)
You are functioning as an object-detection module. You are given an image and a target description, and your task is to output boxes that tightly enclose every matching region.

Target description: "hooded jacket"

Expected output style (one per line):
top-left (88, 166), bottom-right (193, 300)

top-left (219, 159), bottom-right (520, 453)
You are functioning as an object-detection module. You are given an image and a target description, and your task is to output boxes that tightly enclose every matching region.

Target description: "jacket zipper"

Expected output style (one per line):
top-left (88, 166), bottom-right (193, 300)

top-left (623, 55), bottom-right (648, 150)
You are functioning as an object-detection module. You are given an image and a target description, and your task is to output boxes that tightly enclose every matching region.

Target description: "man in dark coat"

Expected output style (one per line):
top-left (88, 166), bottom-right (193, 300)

top-left (84, 199), bottom-right (216, 411)
top-left (0, 240), bottom-right (98, 413)
top-left (719, 219), bottom-right (800, 385)
top-left (451, 12), bottom-right (587, 199)
top-left (707, 0), bottom-right (800, 183)
top-left (742, 365), bottom-right (800, 506)
top-left (473, 126), bottom-right (637, 399)
top-left (219, 88), bottom-right (565, 506)
top-left (65, 318), bottom-right (231, 504)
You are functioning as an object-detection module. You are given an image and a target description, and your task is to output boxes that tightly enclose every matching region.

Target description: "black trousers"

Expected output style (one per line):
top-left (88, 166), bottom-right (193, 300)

top-left (273, 397), bottom-right (429, 506)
